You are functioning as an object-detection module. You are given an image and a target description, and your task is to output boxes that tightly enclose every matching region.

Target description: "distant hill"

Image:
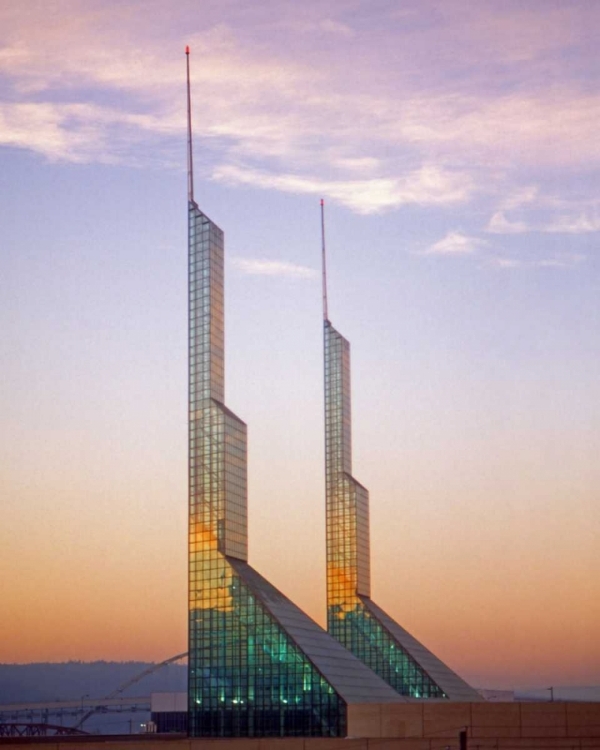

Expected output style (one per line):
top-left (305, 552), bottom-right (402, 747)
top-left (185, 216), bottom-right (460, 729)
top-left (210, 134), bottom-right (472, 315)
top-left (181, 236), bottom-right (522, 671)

top-left (0, 661), bottom-right (187, 704)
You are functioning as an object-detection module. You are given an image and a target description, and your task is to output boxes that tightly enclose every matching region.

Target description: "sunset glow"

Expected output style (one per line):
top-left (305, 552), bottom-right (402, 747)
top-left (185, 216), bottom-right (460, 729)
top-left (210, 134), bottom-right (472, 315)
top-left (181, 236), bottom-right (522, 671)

top-left (1, 0), bottom-right (599, 690)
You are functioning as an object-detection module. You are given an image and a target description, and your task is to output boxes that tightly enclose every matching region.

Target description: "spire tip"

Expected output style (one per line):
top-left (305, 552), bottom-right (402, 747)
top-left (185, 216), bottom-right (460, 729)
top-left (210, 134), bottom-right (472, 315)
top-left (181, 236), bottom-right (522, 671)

top-left (186, 44), bottom-right (194, 202)
top-left (321, 200), bottom-right (328, 322)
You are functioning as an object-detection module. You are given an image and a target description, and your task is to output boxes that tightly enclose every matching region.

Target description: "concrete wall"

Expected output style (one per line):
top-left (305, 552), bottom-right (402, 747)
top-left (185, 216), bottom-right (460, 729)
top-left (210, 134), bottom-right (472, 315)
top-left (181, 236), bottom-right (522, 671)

top-left (150, 693), bottom-right (187, 712)
top-left (347, 701), bottom-right (600, 744)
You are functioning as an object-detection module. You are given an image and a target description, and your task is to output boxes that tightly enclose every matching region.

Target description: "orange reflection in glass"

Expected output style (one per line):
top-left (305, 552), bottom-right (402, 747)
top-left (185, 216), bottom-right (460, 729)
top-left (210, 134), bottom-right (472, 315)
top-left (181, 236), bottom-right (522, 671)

top-left (190, 518), bottom-right (233, 612)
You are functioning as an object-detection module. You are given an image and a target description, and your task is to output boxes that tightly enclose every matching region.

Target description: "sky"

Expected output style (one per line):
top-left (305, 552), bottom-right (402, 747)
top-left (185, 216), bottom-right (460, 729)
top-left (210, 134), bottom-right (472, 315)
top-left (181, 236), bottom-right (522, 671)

top-left (1, 0), bottom-right (599, 691)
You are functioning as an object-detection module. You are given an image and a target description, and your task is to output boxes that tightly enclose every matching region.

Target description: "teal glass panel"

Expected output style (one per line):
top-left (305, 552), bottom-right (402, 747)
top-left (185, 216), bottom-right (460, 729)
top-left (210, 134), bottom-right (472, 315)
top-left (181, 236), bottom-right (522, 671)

top-left (328, 599), bottom-right (446, 699)
top-left (324, 320), bottom-right (447, 699)
top-left (189, 567), bottom-right (344, 737)
top-left (189, 202), bottom-right (345, 736)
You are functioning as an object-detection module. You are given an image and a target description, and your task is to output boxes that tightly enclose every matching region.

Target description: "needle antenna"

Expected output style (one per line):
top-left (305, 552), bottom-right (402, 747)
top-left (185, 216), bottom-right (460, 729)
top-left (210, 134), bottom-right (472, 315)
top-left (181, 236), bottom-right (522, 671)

top-left (321, 198), bottom-right (328, 321)
top-left (186, 46), bottom-right (194, 203)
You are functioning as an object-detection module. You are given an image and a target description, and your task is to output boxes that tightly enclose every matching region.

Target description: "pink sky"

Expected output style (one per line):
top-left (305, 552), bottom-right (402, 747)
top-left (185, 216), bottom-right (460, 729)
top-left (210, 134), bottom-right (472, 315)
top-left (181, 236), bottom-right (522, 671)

top-left (1, 0), bottom-right (599, 689)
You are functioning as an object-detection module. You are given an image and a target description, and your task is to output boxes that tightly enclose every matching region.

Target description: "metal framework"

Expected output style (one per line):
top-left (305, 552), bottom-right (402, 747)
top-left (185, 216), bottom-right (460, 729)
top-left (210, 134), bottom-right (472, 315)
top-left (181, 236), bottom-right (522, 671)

top-left (75, 652), bottom-right (187, 728)
top-left (0, 723), bottom-right (88, 737)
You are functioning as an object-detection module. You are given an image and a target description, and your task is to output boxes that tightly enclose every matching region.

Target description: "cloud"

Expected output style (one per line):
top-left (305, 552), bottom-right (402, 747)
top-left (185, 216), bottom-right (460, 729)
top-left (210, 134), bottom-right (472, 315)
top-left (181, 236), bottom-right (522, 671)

top-left (543, 214), bottom-right (600, 234)
top-left (487, 253), bottom-right (585, 270)
top-left (319, 19), bottom-right (355, 38)
top-left (488, 257), bottom-right (523, 269)
top-left (422, 231), bottom-right (485, 256)
top-left (269, 16), bottom-right (355, 39)
top-left (488, 208), bottom-right (600, 235)
top-left (486, 185), bottom-right (539, 235)
top-left (534, 253), bottom-right (585, 268)
top-left (332, 156), bottom-right (381, 173)
top-left (487, 183), bottom-right (600, 235)
top-left (231, 257), bottom-right (317, 278)
top-left (500, 186), bottom-right (539, 212)
top-left (0, 101), bottom-right (180, 162)
top-left (434, 3), bottom-right (588, 66)
top-left (214, 164), bottom-right (471, 214)
top-left (1, 1), bottom-right (600, 217)
top-left (487, 211), bottom-right (528, 234)
top-left (395, 91), bottom-right (600, 169)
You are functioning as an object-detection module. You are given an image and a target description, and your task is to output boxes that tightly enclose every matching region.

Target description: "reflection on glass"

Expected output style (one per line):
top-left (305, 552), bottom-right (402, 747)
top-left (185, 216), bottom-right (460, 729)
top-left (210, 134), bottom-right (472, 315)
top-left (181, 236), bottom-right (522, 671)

top-left (324, 321), bottom-right (446, 699)
top-left (189, 203), bottom-right (344, 736)
top-left (189, 569), bottom-right (343, 736)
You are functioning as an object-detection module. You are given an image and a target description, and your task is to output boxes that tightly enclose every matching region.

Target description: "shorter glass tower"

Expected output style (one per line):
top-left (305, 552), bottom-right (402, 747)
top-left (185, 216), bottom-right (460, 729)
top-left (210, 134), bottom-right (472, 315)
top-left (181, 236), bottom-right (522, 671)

top-left (321, 203), bottom-right (482, 701)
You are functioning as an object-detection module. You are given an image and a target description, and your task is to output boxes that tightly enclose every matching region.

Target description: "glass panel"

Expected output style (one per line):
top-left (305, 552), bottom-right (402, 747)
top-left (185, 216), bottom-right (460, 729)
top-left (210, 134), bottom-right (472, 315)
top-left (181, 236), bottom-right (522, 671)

top-left (189, 203), bottom-right (344, 736)
top-left (189, 565), bottom-right (344, 737)
top-left (324, 322), bottom-right (446, 699)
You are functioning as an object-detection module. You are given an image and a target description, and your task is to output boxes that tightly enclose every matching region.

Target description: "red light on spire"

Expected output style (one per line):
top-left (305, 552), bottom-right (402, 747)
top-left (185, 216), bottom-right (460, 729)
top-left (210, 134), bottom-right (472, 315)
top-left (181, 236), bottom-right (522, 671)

top-left (185, 45), bottom-right (190, 55)
top-left (320, 198), bottom-right (324, 206)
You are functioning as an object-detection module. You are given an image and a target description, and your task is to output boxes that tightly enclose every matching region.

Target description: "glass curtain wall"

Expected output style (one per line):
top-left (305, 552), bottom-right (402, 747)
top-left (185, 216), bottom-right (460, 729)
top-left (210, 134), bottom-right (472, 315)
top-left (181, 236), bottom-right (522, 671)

top-left (324, 321), bottom-right (446, 699)
top-left (188, 202), bottom-right (344, 736)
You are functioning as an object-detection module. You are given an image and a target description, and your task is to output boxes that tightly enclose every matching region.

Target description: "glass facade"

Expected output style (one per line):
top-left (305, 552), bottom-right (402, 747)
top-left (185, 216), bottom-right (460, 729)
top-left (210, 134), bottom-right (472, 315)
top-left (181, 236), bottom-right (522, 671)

top-left (324, 324), bottom-right (370, 601)
top-left (189, 568), bottom-right (344, 737)
top-left (324, 320), bottom-right (446, 699)
top-left (188, 202), bottom-right (345, 736)
top-left (188, 202), bottom-right (248, 567)
top-left (328, 597), bottom-right (446, 699)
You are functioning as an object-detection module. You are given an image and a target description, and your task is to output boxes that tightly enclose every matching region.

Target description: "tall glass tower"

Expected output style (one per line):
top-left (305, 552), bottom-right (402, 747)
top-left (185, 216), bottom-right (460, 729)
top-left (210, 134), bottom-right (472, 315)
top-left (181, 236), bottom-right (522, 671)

top-left (321, 201), bottom-right (482, 701)
top-left (186, 50), bottom-right (404, 739)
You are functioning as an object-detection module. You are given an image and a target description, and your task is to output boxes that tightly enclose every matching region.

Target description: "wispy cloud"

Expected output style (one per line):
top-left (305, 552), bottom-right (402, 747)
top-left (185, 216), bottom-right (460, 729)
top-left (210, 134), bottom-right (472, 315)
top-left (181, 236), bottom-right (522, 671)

top-left (317, 19), bottom-right (355, 38)
top-left (487, 185), bottom-right (538, 234)
top-left (535, 253), bottom-right (586, 268)
top-left (488, 207), bottom-right (600, 235)
top-left (214, 164), bottom-right (471, 214)
top-left (501, 186), bottom-right (539, 211)
top-left (269, 16), bottom-right (355, 39)
top-left (231, 257), bottom-right (317, 279)
top-left (487, 183), bottom-right (600, 235)
top-left (487, 212), bottom-right (529, 235)
top-left (331, 156), bottom-right (381, 174)
top-left (488, 257), bottom-right (523, 270)
top-left (1, 1), bottom-right (600, 217)
top-left (488, 253), bottom-right (585, 270)
top-left (434, 3), bottom-right (587, 67)
top-left (543, 214), bottom-right (600, 234)
top-left (422, 231), bottom-right (485, 256)
top-left (0, 102), bottom-right (179, 163)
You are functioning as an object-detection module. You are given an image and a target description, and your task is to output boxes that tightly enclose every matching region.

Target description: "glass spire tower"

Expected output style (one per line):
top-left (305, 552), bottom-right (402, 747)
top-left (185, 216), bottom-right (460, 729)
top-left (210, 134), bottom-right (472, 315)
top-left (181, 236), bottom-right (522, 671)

top-left (186, 50), bottom-right (404, 739)
top-left (321, 201), bottom-right (482, 702)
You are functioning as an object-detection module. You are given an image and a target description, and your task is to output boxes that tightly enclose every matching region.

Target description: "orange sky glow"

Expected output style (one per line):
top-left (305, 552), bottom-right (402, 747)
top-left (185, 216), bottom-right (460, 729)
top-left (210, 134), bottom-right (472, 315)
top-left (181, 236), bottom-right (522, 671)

top-left (1, 0), bottom-right (599, 691)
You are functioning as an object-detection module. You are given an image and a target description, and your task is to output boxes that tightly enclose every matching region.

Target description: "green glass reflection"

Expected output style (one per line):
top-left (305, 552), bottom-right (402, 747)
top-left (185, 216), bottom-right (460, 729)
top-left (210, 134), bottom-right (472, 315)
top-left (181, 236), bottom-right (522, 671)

top-left (328, 599), bottom-right (446, 699)
top-left (189, 565), bottom-right (344, 737)
top-left (189, 202), bottom-right (345, 736)
top-left (324, 321), bottom-right (446, 700)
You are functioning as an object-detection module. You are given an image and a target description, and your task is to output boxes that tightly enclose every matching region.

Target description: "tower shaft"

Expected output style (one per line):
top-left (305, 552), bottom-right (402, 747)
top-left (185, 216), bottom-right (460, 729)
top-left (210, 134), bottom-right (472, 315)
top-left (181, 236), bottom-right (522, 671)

top-left (322, 206), bottom-right (481, 701)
